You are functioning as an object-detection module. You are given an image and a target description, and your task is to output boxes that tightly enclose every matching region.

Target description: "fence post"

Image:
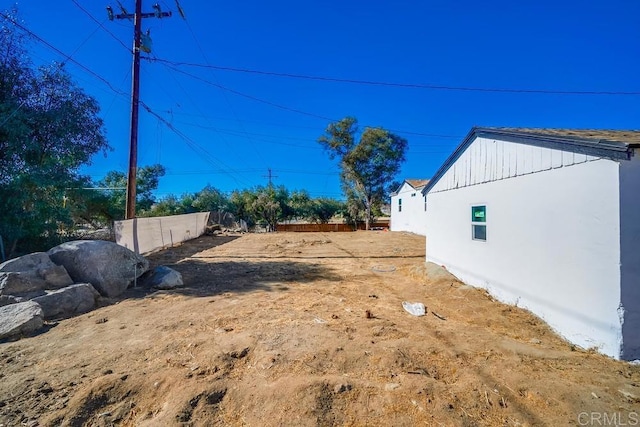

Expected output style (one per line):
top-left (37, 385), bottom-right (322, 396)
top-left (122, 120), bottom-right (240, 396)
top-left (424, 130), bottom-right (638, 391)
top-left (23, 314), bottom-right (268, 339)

top-left (0, 235), bottom-right (5, 262)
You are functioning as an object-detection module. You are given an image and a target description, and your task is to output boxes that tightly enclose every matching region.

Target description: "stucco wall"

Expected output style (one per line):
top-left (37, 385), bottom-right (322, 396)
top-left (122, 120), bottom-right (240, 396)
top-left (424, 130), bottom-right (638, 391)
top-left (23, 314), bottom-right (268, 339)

top-left (115, 212), bottom-right (210, 255)
top-left (619, 150), bottom-right (640, 360)
top-left (390, 183), bottom-right (427, 235)
top-left (426, 158), bottom-right (623, 358)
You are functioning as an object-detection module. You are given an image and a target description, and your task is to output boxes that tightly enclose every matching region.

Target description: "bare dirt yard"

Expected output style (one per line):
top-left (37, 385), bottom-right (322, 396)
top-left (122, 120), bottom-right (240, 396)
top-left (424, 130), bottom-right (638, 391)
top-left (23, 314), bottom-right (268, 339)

top-left (0, 231), bottom-right (638, 426)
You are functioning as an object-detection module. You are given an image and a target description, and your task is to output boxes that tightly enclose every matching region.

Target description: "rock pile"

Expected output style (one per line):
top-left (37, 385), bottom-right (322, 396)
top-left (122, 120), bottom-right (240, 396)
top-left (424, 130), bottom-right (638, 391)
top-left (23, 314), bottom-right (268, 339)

top-left (0, 240), bottom-right (183, 341)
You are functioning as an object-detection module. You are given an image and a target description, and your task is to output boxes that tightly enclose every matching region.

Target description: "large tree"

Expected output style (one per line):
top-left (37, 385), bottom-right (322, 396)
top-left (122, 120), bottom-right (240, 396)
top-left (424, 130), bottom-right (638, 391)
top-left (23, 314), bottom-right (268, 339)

top-left (319, 117), bottom-right (407, 230)
top-left (0, 9), bottom-right (110, 256)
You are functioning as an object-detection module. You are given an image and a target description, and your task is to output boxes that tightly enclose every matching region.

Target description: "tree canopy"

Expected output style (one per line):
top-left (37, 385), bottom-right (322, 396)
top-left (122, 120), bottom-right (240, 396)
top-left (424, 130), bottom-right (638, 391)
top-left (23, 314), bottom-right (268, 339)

top-left (319, 117), bottom-right (407, 229)
top-left (0, 8), bottom-right (110, 256)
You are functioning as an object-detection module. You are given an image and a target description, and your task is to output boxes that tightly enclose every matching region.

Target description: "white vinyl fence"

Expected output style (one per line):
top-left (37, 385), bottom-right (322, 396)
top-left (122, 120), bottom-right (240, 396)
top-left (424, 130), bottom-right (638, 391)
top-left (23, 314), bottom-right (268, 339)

top-left (115, 212), bottom-right (210, 255)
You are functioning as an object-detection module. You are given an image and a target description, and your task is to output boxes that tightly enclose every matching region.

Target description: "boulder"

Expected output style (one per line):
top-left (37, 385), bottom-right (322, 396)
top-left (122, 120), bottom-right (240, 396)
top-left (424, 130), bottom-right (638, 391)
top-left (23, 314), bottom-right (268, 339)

top-left (0, 295), bottom-right (20, 307)
top-left (32, 283), bottom-right (100, 319)
top-left (0, 301), bottom-right (44, 340)
top-left (47, 240), bottom-right (149, 298)
top-left (140, 266), bottom-right (184, 290)
top-left (0, 252), bottom-right (73, 291)
top-left (0, 272), bottom-right (39, 296)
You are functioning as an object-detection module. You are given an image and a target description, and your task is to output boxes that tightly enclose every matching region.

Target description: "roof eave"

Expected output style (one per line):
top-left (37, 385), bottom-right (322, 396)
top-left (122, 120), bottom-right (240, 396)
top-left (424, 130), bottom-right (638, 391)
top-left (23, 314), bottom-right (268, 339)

top-left (422, 127), bottom-right (635, 196)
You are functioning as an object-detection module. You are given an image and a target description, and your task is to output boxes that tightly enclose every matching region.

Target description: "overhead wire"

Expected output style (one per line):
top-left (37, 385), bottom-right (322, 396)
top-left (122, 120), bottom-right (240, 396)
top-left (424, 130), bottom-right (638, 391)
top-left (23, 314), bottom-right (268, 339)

top-left (175, 10), bottom-right (268, 167)
top-left (0, 12), bottom-right (130, 99)
top-left (69, 0), bottom-right (131, 52)
top-left (155, 62), bottom-right (335, 121)
top-left (148, 61), bottom-right (469, 140)
top-left (147, 57), bottom-right (640, 96)
top-left (1, 12), bottom-right (258, 188)
top-left (139, 101), bottom-right (253, 187)
top-left (161, 110), bottom-right (464, 139)
top-left (152, 60), bottom-right (242, 157)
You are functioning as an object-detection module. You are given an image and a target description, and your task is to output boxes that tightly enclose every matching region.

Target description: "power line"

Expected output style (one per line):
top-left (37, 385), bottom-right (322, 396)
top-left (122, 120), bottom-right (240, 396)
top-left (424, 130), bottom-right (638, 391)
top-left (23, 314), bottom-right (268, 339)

top-left (145, 56), bottom-right (640, 96)
top-left (177, 10), bottom-right (267, 165)
top-left (0, 12), bottom-right (129, 98)
top-left (147, 63), bottom-right (470, 139)
top-left (70, 0), bottom-right (131, 52)
top-left (153, 59), bottom-right (241, 157)
top-left (139, 101), bottom-right (253, 188)
top-left (156, 62), bottom-right (335, 121)
top-left (163, 110), bottom-right (464, 139)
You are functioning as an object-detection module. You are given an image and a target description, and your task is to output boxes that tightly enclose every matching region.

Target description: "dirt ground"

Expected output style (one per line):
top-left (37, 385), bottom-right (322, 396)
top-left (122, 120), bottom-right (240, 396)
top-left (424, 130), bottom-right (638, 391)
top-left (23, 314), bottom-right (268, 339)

top-left (0, 231), bottom-right (638, 426)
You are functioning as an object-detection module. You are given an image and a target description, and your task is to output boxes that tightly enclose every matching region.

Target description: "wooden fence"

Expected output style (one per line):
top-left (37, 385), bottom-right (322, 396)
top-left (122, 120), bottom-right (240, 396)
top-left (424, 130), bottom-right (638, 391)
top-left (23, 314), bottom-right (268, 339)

top-left (276, 221), bottom-right (389, 232)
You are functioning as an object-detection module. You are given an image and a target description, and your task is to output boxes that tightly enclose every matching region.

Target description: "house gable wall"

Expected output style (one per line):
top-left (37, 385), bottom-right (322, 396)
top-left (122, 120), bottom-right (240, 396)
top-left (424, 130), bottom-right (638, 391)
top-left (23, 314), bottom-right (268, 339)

top-left (429, 136), bottom-right (601, 193)
top-left (390, 182), bottom-right (427, 235)
top-left (426, 155), bottom-right (623, 358)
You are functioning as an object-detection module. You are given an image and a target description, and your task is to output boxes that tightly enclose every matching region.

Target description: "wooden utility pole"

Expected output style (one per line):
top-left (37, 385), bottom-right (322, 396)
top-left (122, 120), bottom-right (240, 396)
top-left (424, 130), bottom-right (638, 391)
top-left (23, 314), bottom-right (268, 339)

top-left (107, 1), bottom-right (171, 219)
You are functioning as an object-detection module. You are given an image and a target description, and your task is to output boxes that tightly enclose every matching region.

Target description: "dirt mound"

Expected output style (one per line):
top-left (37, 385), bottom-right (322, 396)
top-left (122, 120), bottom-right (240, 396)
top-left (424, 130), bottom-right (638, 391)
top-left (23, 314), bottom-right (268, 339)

top-left (1, 232), bottom-right (638, 426)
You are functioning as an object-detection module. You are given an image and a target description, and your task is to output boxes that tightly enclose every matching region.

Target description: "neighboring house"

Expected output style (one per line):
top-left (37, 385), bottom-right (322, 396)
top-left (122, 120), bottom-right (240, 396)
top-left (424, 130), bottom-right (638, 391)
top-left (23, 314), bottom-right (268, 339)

top-left (422, 127), bottom-right (640, 360)
top-left (390, 179), bottom-right (429, 235)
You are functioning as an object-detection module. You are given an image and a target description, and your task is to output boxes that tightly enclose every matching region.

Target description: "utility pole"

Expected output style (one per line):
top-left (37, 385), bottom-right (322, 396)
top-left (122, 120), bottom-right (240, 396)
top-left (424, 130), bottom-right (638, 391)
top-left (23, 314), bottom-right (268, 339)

top-left (107, 1), bottom-right (171, 219)
top-left (263, 168), bottom-right (278, 188)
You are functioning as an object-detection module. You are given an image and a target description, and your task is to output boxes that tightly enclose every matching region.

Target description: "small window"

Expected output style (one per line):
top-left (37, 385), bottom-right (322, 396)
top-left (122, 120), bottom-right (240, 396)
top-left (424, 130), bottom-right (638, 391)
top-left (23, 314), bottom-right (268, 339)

top-left (424, 195), bottom-right (427, 211)
top-left (411, 192), bottom-right (416, 197)
top-left (398, 198), bottom-right (402, 212)
top-left (471, 205), bottom-right (486, 241)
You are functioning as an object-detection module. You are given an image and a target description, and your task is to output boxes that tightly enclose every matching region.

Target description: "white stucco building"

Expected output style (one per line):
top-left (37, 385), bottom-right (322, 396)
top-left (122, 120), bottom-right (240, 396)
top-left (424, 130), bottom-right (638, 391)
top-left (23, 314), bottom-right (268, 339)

top-left (422, 127), bottom-right (640, 360)
top-left (390, 179), bottom-right (429, 235)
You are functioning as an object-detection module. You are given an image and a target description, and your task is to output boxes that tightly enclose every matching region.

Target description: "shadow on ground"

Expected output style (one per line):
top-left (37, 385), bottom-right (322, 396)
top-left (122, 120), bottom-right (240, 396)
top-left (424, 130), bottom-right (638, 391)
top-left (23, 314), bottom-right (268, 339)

top-left (123, 258), bottom-right (342, 300)
top-left (144, 235), bottom-right (241, 266)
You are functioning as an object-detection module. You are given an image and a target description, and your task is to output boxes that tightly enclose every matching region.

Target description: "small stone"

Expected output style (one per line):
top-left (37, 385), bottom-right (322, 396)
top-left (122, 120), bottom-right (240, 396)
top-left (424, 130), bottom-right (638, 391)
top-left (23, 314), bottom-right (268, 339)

top-left (230, 347), bottom-right (249, 359)
top-left (385, 383), bottom-right (400, 391)
top-left (619, 389), bottom-right (638, 400)
top-left (334, 383), bottom-right (352, 393)
top-left (102, 369), bottom-right (113, 375)
top-left (529, 338), bottom-right (542, 345)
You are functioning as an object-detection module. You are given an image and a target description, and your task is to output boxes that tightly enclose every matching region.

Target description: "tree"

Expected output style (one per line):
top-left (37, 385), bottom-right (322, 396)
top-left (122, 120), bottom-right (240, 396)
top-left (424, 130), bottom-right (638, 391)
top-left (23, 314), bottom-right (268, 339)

top-left (229, 189), bottom-right (257, 226)
top-left (251, 187), bottom-right (281, 232)
top-left (289, 190), bottom-right (313, 220)
top-left (192, 185), bottom-right (227, 213)
top-left (319, 117), bottom-right (407, 230)
top-left (0, 9), bottom-right (110, 255)
top-left (142, 194), bottom-right (185, 217)
top-left (309, 197), bottom-right (343, 224)
top-left (93, 164), bottom-right (166, 220)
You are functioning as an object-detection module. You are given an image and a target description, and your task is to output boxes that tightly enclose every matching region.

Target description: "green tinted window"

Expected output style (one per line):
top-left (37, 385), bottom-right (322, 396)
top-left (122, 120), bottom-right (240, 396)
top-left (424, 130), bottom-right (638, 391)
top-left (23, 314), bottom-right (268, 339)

top-left (472, 206), bottom-right (486, 223)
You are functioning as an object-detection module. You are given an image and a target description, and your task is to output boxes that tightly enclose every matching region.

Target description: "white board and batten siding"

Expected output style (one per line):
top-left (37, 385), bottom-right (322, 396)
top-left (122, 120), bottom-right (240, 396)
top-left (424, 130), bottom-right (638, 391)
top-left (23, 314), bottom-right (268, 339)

top-left (425, 129), bottom-right (640, 360)
top-left (428, 137), bottom-right (600, 193)
top-left (390, 181), bottom-right (428, 235)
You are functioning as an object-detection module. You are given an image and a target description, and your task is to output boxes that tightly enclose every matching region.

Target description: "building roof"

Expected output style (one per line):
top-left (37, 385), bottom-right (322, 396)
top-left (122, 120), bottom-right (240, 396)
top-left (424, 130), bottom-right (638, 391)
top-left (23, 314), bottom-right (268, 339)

top-left (405, 179), bottom-right (430, 189)
top-left (486, 127), bottom-right (640, 145)
top-left (422, 127), bottom-right (640, 195)
top-left (391, 178), bottom-right (430, 196)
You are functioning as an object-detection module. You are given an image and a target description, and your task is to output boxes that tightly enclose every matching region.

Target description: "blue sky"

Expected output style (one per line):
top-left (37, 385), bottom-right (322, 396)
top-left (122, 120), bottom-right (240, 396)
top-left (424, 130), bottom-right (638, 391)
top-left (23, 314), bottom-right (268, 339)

top-left (8, 0), bottom-right (640, 200)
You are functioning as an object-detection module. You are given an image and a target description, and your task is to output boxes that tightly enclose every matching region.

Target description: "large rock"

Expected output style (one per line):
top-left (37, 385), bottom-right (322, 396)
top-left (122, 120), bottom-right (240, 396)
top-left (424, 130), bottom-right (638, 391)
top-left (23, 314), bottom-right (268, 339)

top-left (0, 301), bottom-right (44, 340)
top-left (140, 266), bottom-right (184, 290)
top-left (0, 252), bottom-right (73, 292)
top-left (47, 240), bottom-right (149, 298)
top-left (32, 283), bottom-right (100, 319)
top-left (0, 272), bottom-right (39, 296)
top-left (0, 295), bottom-right (20, 307)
